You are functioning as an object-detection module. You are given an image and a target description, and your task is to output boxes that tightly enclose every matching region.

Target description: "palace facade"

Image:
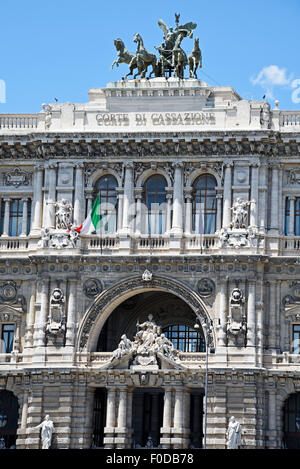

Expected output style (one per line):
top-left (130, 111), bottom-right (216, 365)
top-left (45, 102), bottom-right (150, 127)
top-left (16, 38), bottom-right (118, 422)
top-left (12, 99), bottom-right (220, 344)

top-left (0, 77), bottom-right (300, 449)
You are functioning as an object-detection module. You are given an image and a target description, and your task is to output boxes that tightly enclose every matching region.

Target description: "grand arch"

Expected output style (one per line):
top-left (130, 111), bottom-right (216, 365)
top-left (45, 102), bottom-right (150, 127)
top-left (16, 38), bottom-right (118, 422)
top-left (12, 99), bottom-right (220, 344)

top-left (77, 274), bottom-right (214, 352)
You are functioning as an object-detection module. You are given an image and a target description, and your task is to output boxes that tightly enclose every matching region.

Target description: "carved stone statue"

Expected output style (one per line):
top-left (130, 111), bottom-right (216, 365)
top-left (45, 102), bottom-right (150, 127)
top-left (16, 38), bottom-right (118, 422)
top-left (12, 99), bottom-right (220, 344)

top-left (110, 334), bottom-right (132, 362)
top-left (104, 314), bottom-right (182, 369)
top-left (53, 199), bottom-right (73, 230)
top-left (34, 415), bottom-right (54, 449)
top-left (38, 228), bottom-right (51, 248)
top-left (46, 288), bottom-right (65, 341)
top-left (226, 416), bottom-right (242, 449)
top-left (230, 198), bottom-right (250, 229)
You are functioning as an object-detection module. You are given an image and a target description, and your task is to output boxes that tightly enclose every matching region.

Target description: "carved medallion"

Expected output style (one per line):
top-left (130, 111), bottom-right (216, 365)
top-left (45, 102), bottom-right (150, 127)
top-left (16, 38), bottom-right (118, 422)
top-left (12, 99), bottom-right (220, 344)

top-left (197, 278), bottom-right (215, 297)
top-left (83, 278), bottom-right (102, 298)
top-left (0, 281), bottom-right (17, 302)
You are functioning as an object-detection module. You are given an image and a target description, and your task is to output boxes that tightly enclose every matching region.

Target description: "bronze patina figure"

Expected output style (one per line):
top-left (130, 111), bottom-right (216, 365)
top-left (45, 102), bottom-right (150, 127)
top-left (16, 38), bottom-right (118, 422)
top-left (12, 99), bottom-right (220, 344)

top-left (111, 14), bottom-right (200, 80)
top-left (188, 37), bottom-right (202, 79)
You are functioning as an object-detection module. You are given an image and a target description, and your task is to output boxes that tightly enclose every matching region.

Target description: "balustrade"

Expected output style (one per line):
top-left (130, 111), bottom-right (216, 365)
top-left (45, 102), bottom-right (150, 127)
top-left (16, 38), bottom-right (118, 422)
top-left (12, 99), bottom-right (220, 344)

top-left (0, 114), bottom-right (38, 129)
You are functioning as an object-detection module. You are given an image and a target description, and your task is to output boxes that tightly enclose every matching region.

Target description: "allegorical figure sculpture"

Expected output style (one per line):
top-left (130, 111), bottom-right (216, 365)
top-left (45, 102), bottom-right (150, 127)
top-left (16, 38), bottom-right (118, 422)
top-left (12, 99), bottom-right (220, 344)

top-left (226, 416), bottom-right (242, 449)
top-left (230, 198), bottom-right (250, 229)
top-left (34, 415), bottom-right (54, 449)
top-left (54, 199), bottom-right (73, 229)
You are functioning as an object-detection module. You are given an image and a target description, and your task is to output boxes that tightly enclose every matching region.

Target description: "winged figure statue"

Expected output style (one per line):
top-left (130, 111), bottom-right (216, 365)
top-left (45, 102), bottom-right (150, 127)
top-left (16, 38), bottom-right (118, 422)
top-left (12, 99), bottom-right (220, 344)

top-left (156, 17), bottom-right (197, 77)
top-left (111, 14), bottom-right (198, 80)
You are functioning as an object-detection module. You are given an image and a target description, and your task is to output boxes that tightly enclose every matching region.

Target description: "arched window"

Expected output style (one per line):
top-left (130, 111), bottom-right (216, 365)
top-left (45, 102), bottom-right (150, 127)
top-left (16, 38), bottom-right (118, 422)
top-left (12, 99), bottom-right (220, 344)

top-left (163, 324), bottom-right (205, 352)
top-left (192, 174), bottom-right (217, 234)
top-left (93, 175), bottom-right (118, 234)
top-left (143, 175), bottom-right (167, 235)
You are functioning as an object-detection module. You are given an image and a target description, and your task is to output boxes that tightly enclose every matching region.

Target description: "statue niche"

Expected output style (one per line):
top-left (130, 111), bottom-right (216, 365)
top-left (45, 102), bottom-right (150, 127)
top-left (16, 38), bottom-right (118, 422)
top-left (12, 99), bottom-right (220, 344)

top-left (226, 288), bottom-right (247, 347)
top-left (46, 288), bottom-right (66, 346)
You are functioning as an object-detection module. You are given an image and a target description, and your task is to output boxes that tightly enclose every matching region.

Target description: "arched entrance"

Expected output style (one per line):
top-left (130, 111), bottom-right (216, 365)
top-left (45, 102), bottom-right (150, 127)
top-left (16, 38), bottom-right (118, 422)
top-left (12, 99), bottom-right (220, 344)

top-left (96, 291), bottom-right (206, 353)
top-left (283, 393), bottom-right (300, 449)
top-left (0, 390), bottom-right (19, 449)
top-left (89, 287), bottom-right (207, 449)
top-left (78, 274), bottom-right (214, 353)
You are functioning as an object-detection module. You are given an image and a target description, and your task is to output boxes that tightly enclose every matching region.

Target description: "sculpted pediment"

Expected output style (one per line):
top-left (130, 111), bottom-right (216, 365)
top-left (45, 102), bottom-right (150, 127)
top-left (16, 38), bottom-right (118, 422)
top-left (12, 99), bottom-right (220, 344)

top-left (101, 314), bottom-right (185, 371)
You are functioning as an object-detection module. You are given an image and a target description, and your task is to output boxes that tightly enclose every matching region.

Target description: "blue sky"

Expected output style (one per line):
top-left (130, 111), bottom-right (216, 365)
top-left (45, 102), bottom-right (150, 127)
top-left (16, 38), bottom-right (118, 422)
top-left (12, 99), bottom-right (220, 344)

top-left (0, 0), bottom-right (300, 113)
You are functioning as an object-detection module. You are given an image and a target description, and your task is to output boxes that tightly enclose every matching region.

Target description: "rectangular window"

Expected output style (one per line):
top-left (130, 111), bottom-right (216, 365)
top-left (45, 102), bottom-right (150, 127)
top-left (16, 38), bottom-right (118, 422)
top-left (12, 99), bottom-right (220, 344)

top-left (285, 198), bottom-right (300, 236)
top-left (295, 199), bottom-right (300, 236)
top-left (1, 324), bottom-right (15, 353)
top-left (293, 325), bottom-right (300, 354)
top-left (9, 199), bottom-right (23, 236)
top-left (0, 201), bottom-right (4, 235)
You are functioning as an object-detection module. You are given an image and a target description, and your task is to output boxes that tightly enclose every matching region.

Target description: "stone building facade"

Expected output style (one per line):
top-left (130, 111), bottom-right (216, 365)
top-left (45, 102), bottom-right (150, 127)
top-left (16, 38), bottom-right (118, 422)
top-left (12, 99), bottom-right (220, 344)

top-left (0, 77), bottom-right (300, 449)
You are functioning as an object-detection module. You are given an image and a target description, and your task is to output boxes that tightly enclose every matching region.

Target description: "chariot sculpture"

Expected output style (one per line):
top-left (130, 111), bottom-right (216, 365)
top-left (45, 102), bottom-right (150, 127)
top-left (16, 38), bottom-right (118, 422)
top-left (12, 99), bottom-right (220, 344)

top-left (111, 14), bottom-right (202, 80)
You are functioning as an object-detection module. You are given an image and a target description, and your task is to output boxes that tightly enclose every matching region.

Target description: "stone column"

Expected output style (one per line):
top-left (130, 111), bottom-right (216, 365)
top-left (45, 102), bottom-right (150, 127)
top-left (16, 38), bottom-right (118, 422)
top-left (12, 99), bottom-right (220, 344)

top-left (46, 163), bottom-right (57, 229)
top-left (21, 391), bottom-right (29, 430)
top-left (1, 197), bottom-right (11, 236)
top-left (183, 389), bottom-right (191, 446)
top-left (222, 163), bottom-right (232, 228)
top-left (218, 278), bottom-right (228, 346)
top-left (104, 387), bottom-right (117, 448)
top-left (121, 163), bottom-right (134, 234)
top-left (288, 196), bottom-right (296, 236)
top-left (65, 278), bottom-right (77, 348)
top-left (166, 192), bottom-right (172, 234)
top-left (20, 197), bottom-right (29, 237)
top-left (171, 163), bottom-right (183, 235)
top-left (250, 163), bottom-right (259, 228)
top-left (33, 278), bottom-right (49, 349)
top-left (172, 388), bottom-right (185, 448)
top-left (25, 281), bottom-right (36, 349)
top-left (268, 282), bottom-right (277, 351)
top-left (247, 280), bottom-right (256, 347)
top-left (74, 163), bottom-right (84, 226)
top-left (31, 165), bottom-right (43, 233)
top-left (134, 190), bottom-right (143, 236)
top-left (216, 193), bottom-right (223, 232)
top-left (269, 165), bottom-right (279, 234)
top-left (116, 388), bottom-right (128, 449)
top-left (85, 192), bottom-right (93, 217)
top-left (184, 189), bottom-right (192, 235)
top-left (116, 188), bottom-right (123, 233)
top-left (258, 163), bottom-right (268, 233)
top-left (161, 387), bottom-right (172, 449)
top-left (267, 390), bottom-right (277, 448)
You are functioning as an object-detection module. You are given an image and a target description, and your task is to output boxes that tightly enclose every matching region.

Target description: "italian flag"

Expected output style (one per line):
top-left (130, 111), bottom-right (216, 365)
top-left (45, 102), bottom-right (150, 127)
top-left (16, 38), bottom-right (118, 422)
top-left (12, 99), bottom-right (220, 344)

top-left (75, 196), bottom-right (103, 234)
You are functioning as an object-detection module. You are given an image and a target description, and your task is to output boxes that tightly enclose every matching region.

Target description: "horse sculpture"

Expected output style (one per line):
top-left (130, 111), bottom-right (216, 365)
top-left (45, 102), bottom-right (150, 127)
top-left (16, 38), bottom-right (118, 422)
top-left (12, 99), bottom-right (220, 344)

top-left (188, 37), bottom-right (202, 79)
top-left (111, 38), bottom-right (138, 80)
top-left (131, 33), bottom-right (158, 79)
top-left (172, 34), bottom-right (187, 79)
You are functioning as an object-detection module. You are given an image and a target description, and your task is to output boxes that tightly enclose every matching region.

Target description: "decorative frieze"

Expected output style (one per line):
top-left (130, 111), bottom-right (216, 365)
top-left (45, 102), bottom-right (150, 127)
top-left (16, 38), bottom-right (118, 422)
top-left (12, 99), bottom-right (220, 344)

top-left (1, 136), bottom-right (300, 160)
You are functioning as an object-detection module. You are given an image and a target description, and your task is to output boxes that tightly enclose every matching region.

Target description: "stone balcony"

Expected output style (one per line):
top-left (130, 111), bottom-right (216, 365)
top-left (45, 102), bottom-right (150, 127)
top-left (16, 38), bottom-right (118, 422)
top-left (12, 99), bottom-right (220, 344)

top-left (2, 233), bottom-right (300, 257)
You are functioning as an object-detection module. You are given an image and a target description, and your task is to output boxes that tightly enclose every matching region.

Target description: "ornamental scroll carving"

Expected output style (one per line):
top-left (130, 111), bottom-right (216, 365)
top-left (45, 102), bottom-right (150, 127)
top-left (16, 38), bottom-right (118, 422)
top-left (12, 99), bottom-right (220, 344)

top-left (3, 167), bottom-right (32, 187)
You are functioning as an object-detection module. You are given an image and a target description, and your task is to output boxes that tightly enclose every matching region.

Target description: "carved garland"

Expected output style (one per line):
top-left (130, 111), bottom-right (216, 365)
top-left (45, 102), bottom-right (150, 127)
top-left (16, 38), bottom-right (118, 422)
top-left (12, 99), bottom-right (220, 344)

top-left (79, 276), bottom-right (213, 350)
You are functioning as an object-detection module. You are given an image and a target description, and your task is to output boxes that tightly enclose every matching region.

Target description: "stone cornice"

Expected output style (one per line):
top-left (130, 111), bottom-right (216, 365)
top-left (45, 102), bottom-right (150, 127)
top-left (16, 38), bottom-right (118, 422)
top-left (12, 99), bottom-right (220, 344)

top-left (0, 131), bottom-right (300, 160)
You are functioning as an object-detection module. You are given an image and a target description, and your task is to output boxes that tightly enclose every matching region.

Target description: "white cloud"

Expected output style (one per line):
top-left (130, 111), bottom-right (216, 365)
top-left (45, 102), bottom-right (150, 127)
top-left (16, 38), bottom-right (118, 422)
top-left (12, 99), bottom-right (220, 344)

top-left (250, 65), bottom-right (293, 100)
top-left (291, 79), bottom-right (300, 104)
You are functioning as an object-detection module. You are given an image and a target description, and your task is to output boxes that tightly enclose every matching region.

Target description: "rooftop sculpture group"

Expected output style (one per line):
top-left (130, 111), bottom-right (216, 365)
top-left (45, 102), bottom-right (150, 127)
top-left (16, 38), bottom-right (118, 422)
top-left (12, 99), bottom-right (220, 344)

top-left (112, 14), bottom-right (202, 80)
